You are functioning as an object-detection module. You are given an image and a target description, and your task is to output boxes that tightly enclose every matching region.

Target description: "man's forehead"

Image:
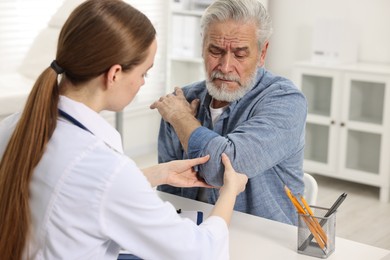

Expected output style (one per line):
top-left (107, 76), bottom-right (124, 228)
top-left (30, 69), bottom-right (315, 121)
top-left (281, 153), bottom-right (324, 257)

top-left (206, 33), bottom-right (255, 49)
top-left (205, 20), bottom-right (257, 46)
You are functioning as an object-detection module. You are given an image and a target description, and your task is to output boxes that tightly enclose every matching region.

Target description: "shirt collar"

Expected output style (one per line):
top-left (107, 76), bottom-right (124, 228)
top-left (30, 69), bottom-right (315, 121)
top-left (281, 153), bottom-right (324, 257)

top-left (58, 95), bottom-right (124, 154)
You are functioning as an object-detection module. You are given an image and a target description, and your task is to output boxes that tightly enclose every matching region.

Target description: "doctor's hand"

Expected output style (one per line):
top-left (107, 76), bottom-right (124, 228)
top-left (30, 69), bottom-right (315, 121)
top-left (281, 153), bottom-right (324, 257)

top-left (219, 153), bottom-right (248, 196)
top-left (209, 153), bottom-right (248, 225)
top-left (141, 155), bottom-right (213, 188)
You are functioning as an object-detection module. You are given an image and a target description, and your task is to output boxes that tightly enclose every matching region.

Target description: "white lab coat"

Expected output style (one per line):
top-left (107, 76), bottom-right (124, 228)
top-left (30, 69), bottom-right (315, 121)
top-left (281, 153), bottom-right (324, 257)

top-left (0, 96), bottom-right (229, 260)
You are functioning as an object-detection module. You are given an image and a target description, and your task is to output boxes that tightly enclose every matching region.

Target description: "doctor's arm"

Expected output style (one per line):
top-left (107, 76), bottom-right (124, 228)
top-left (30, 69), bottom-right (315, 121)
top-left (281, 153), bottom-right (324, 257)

top-left (209, 153), bottom-right (247, 224)
top-left (141, 155), bottom-right (212, 188)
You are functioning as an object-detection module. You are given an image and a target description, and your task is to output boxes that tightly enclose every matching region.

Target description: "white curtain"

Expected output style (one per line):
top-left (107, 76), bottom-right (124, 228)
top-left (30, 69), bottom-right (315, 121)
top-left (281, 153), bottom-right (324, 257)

top-left (0, 0), bottom-right (167, 101)
top-left (0, 0), bottom-right (62, 73)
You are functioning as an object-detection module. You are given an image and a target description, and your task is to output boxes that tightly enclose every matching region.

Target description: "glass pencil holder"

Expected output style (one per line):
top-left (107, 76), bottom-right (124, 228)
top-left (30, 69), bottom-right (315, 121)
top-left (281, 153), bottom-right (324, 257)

top-left (297, 206), bottom-right (336, 258)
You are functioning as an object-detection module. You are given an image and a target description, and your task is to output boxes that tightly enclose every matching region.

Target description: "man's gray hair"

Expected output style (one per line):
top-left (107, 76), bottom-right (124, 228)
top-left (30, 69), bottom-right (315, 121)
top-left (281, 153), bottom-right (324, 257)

top-left (200, 0), bottom-right (273, 50)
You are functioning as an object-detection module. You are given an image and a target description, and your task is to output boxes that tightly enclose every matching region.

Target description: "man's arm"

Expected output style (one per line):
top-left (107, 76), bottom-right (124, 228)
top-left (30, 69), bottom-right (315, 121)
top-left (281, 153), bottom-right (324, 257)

top-left (150, 87), bottom-right (200, 152)
top-left (152, 84), bottom-right (307, 187)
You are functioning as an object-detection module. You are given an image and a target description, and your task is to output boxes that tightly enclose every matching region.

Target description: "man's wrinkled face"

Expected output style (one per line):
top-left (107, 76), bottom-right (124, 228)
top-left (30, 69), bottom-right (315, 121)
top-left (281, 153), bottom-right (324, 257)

top-left (203, 20), bottom-right (268, 102)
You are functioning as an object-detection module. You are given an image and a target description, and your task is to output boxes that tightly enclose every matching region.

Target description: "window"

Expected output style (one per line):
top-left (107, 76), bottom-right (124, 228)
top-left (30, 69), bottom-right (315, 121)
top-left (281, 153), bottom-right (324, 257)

top-left (0, 0), bottom-right (62, 73)
top-left (0, 0), bottom-right (167, 104)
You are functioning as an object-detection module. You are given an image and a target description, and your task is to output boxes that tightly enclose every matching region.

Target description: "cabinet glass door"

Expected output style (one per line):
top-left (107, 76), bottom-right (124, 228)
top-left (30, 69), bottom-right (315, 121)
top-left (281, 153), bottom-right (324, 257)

top-left (302, 75), bottom-right (332, 117)
top-left (345, 130), bottom-right (381, 174)
top-left (348, 80), bottom-right (385, 125)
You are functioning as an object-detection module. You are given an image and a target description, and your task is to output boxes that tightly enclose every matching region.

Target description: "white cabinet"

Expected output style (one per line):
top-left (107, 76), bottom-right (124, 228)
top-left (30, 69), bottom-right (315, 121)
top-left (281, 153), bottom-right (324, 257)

top-left (293, 61), bottom-right (390, 202)
top-left (166, 0), bottom-right (268, 93)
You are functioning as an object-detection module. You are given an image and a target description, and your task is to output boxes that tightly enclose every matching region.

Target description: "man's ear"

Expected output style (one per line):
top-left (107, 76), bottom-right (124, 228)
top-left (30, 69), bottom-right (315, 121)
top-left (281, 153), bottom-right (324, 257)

top-left (258, 41), bottom-right (269, 67)
top-left (106, 64), bottom-right (122, 89)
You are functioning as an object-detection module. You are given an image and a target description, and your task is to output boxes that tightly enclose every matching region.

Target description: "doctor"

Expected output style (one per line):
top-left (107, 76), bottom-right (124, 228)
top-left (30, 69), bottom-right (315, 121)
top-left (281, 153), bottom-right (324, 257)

top-left (0, 0), bottom-right (248, 259)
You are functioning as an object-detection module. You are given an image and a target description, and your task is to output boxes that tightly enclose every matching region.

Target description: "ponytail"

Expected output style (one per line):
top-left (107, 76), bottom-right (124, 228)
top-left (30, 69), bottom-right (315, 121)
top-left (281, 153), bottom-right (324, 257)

top-left (0, 67), bottom-right (59, 259)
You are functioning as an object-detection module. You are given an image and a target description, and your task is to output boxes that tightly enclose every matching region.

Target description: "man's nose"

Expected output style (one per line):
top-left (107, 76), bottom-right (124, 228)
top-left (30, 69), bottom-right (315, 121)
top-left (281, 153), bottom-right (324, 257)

top-left (219, 54), bottom-right (234, 74)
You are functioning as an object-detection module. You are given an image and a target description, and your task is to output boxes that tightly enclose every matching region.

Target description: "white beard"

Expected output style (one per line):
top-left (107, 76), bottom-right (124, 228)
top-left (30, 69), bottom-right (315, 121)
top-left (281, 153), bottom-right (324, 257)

top-left (206, 69), bottom-right (257, 102)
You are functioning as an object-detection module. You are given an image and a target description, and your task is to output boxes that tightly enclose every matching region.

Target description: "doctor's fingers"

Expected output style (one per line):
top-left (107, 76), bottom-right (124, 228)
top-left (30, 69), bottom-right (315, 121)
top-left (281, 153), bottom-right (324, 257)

top-left (185, 155), bottom-right (210, 168)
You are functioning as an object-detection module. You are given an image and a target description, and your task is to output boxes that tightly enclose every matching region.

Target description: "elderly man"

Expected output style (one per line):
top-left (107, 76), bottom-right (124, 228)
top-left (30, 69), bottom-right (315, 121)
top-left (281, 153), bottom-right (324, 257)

top-left (151, 0), bottom-right (307, 225)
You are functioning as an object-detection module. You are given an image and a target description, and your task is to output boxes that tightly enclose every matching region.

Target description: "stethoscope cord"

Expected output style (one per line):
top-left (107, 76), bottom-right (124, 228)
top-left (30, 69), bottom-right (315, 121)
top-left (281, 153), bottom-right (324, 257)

top-left (58, 109), bottom-right (93, 135)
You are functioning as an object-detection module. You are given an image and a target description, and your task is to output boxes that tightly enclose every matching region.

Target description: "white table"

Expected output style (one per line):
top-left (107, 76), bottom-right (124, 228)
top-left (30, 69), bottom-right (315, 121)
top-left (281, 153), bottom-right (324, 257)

top-left (157, 191), bottom-right (390, 260)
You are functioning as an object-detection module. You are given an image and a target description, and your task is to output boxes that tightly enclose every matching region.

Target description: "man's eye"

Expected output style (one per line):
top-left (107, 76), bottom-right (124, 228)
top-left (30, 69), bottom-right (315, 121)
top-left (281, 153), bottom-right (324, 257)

top-left (209, 48), bottom-right (222, 55)
top-left (235, 52), bottom-right (247, 58)
top-left (143, 72), bottom-right (149, 78)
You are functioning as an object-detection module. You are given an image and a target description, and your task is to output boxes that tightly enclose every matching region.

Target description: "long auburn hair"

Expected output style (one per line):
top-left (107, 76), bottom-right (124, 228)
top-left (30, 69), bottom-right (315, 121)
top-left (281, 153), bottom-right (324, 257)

top-left (0, 0), bottom-right (156, 259)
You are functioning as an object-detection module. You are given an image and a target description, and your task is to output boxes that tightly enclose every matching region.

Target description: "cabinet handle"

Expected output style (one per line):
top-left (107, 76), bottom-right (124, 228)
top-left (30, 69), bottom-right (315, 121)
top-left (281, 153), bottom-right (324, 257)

top-left (330, 120), bottom-right (335, 125)
top-left (340, 122), bottom-right (345, 127)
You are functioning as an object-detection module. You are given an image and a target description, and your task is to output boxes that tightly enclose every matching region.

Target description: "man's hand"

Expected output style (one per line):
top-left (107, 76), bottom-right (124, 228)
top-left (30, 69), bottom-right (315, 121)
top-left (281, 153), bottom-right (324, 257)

top-left (150, 87), bottom-right (199, 123)
top-left (150, 87), bottom-right (202, 151)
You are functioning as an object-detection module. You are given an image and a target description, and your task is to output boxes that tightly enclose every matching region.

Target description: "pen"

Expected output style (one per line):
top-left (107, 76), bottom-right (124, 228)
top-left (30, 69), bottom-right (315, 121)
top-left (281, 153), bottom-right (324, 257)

top-left (324, 192), bottom-right (347, 217)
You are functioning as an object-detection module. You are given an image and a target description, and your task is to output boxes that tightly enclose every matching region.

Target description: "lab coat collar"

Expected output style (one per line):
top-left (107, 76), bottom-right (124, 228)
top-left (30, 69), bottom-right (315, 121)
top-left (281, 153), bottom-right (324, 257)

top-left (58, 95), bottom-right (124, 154)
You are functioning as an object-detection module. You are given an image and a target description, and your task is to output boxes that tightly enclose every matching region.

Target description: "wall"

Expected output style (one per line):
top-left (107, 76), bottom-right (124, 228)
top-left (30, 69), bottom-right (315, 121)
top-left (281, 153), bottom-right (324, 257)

top-left (121, 104), bottom-right (162, 158)
top-left (266, 0), bottom-right (390, 79)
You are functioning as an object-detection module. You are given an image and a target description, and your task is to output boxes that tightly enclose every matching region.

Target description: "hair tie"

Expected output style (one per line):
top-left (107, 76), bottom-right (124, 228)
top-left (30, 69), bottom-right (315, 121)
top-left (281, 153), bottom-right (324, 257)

top-left (50, 60), bottom-right (65, 74)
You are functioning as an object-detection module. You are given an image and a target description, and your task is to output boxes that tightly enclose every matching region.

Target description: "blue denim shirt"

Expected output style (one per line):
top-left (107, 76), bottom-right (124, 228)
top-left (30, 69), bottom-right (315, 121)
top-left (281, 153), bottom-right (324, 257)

top-left (157, 68), bottom-right (307, 225)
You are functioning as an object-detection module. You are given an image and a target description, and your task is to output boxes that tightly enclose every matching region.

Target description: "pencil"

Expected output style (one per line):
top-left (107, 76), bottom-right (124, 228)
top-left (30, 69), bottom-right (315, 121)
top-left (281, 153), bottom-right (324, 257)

top-left (301, 215), bottom-right (327, 251)
top-left (299, 194), bottom-right (327, 244)
top-left (284, 186), bottom-right (305, 214)
top-left (284, 185), bottom-right (327, 252)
